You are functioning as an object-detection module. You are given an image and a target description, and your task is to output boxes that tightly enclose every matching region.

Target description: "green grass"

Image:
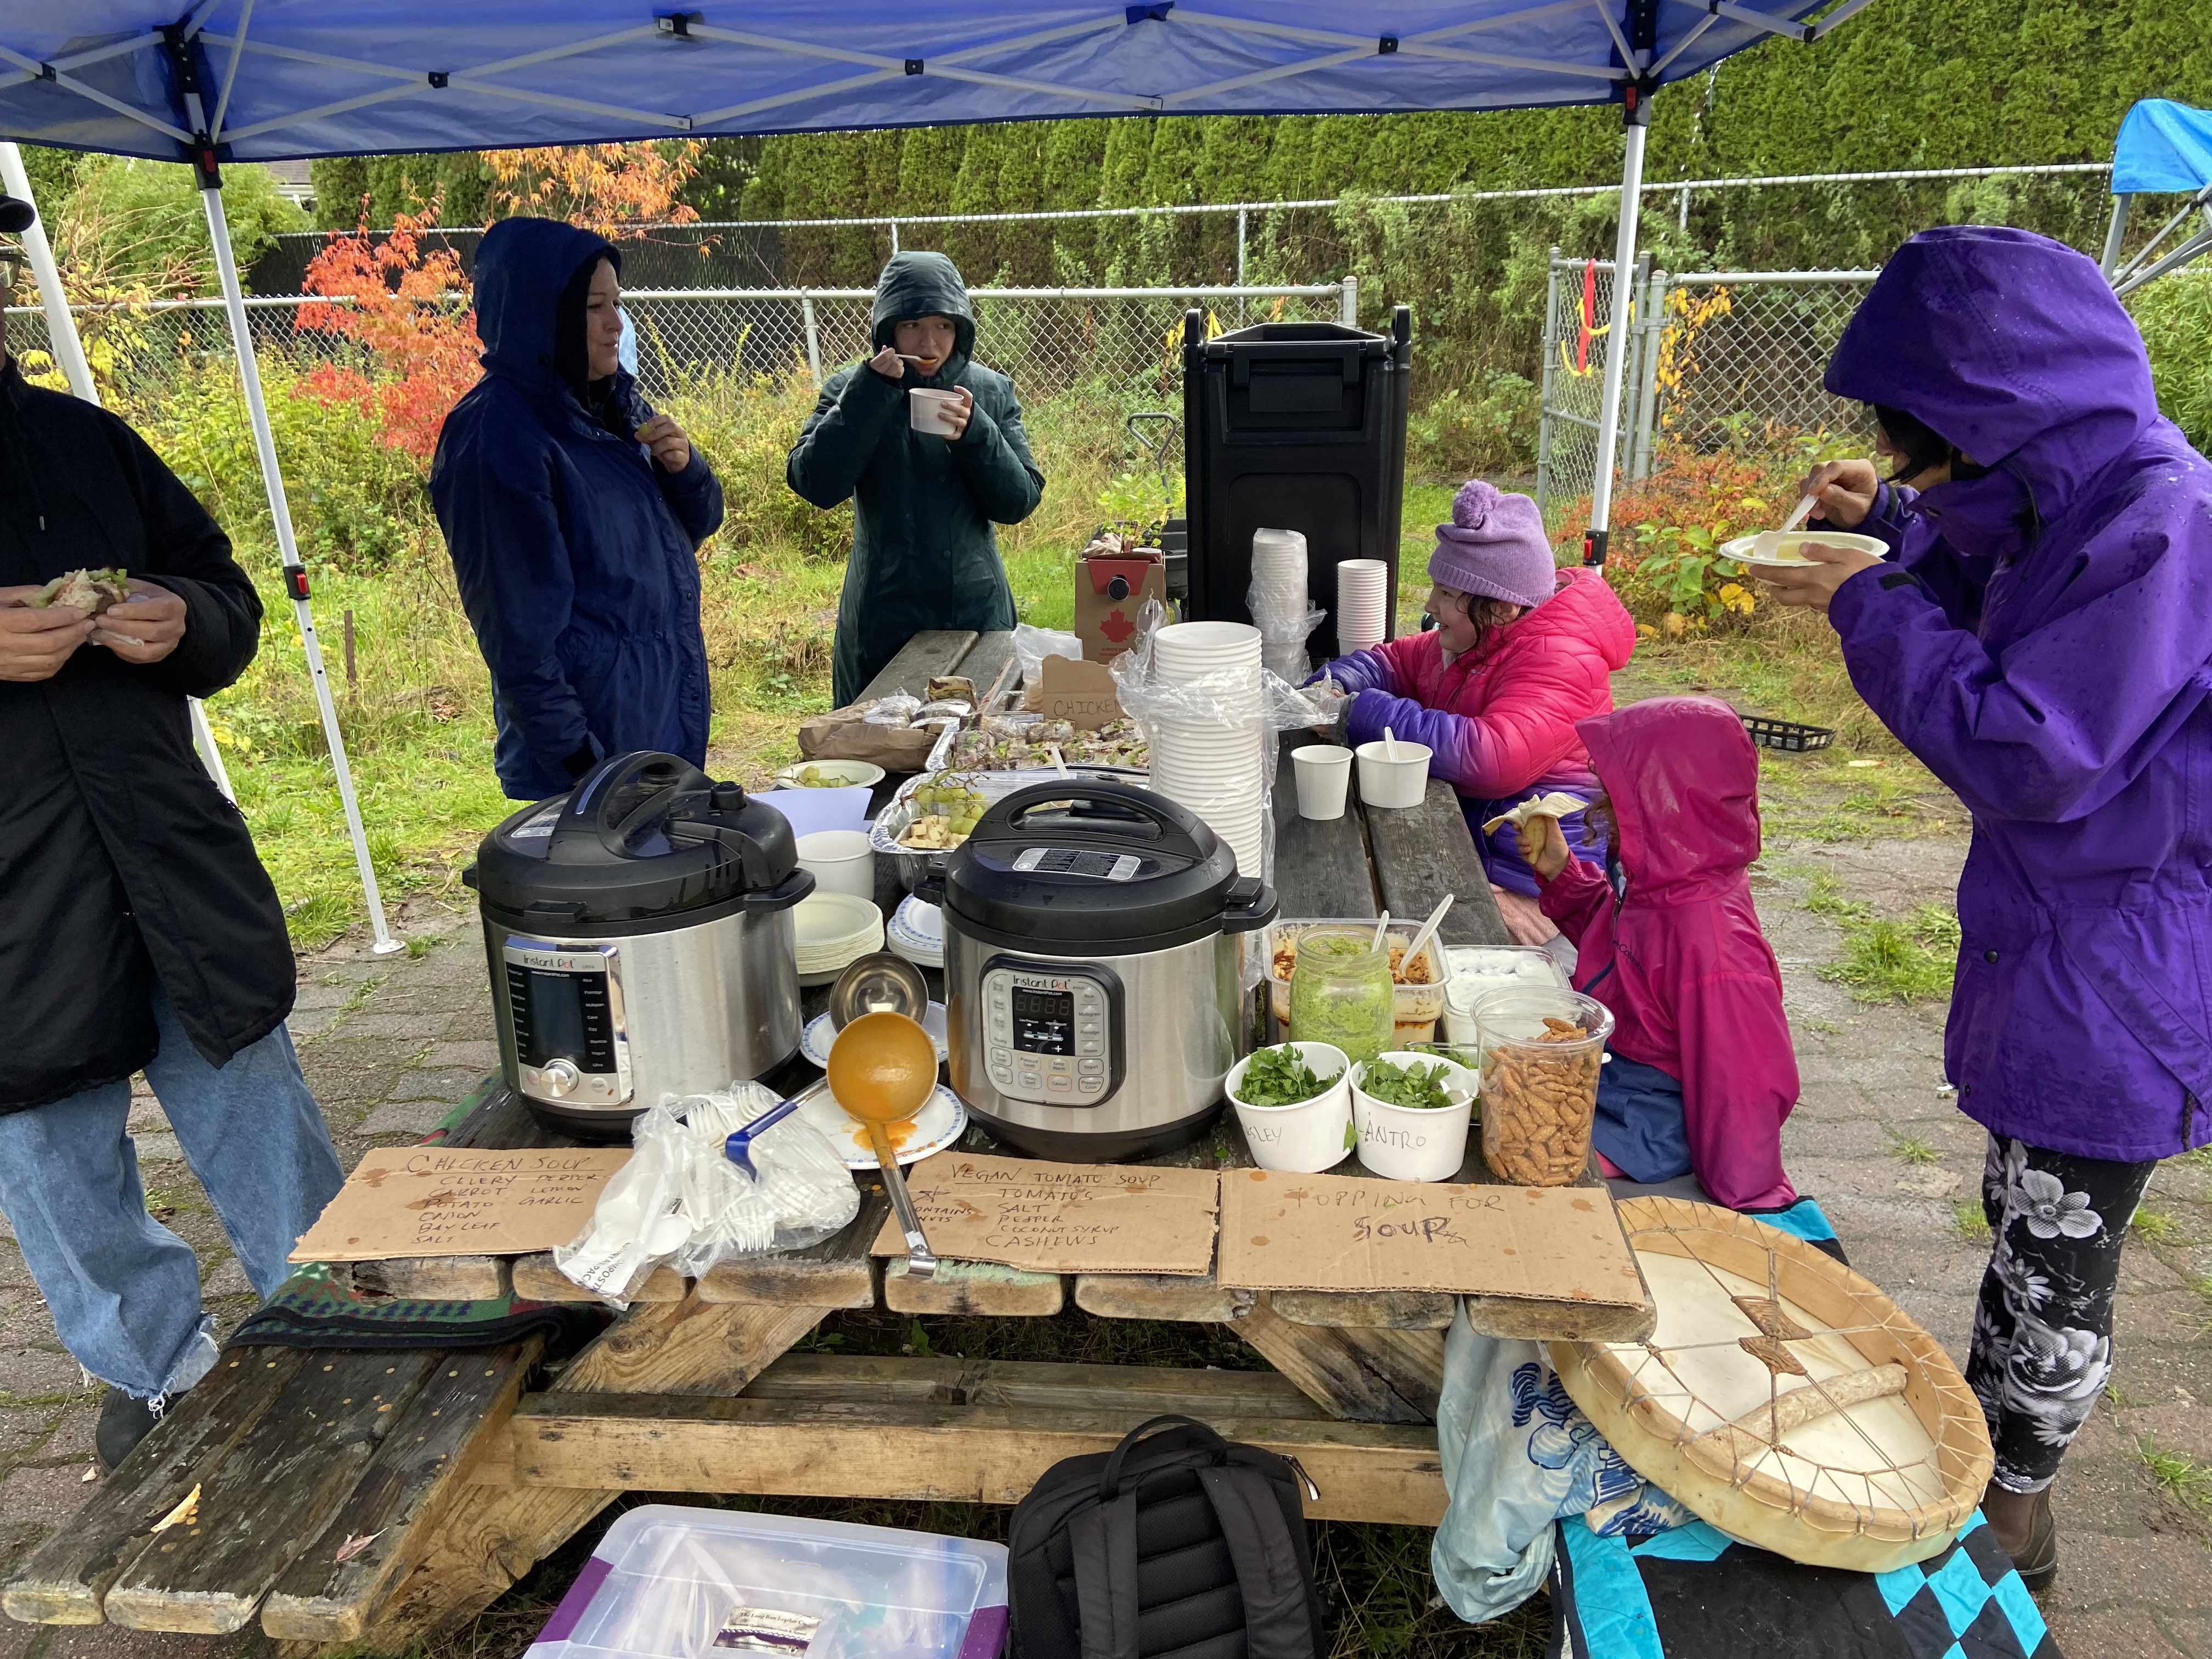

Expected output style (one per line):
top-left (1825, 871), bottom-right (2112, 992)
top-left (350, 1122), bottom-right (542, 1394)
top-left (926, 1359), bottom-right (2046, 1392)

top-left (1887, 1132), bottom-right (1939, 1167)
top-left (1952, 1201), bottom-right (1993, 1242)
top-left (2132, 1208), bottom-right (2186, 1245)
top-left (2137, 1442), bottom-right (2212, 1514)
top-left (1801, 1017), bottom-right (1844, 1036)
top-left (1798, 876), bottom-right (1960, 1005)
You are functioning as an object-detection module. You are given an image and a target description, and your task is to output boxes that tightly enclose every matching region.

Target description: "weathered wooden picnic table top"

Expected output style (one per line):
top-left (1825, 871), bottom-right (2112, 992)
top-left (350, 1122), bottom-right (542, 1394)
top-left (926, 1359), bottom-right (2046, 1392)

top-left (1, 628), bottom-right (1652, 1650)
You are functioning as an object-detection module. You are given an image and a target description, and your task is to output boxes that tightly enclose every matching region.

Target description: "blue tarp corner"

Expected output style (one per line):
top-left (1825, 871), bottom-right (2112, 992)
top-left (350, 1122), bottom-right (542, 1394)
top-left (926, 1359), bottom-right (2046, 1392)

top-left (2113, 99), bottom-right (2212, 197)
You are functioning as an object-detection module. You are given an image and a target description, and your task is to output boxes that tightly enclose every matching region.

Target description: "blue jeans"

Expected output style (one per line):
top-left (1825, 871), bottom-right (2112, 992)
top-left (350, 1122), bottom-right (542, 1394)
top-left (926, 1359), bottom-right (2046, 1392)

top-left (0, 987), bottom-right (343, 1400)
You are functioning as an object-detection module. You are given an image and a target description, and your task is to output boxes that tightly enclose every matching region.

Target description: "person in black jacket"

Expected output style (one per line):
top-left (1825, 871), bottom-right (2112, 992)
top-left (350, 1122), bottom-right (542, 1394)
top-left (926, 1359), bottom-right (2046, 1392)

top-left (0, 207), bottom-right (343, 1469)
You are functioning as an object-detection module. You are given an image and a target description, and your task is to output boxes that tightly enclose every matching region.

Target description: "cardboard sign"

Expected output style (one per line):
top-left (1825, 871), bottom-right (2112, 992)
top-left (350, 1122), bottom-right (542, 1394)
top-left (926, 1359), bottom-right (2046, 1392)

top-left (1036, 654), bottom-right (1125, 731)
top-left (1074, 551), bottom-right (1166, 664)
top-left (1216, 1169), bottom-right (1645, 1304)
top-left (290, 1147), bottom-right (630, 1263)
top-left (870, 1152), bottom-right (1219, 1275)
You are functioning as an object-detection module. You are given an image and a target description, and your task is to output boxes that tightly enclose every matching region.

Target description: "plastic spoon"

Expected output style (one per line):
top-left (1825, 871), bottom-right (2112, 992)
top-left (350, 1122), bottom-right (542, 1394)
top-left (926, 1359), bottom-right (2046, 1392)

top-left (1047, 743), bottom-right (1072, 779)
top-left (1368, 910), bottom-right (1392, 957)
top-left (1384, 725), bottom-right (1401, 762)
top-left (1781, 493), bottom-right (1818, 532)
top-left (826, 1011), bottom-right (941, 1279)
top-left (1401, 894), bottom-right (1455, 979)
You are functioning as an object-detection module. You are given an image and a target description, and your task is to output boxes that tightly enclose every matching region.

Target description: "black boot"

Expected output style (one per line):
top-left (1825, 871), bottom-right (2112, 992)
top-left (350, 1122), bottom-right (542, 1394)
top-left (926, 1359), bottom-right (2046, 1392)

top-left (94, 1389), bottom-right (159, 1472)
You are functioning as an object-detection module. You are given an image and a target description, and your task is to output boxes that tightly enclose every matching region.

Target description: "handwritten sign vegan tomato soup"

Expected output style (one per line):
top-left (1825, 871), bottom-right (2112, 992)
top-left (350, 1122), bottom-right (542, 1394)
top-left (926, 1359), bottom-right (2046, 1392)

top-left (1216, 1170), bottom-right (1644, 1303)
top-left (870, 1152), bottom-right (1219, 1275)
top-left (289, 1147), bottom-right (630, 1263)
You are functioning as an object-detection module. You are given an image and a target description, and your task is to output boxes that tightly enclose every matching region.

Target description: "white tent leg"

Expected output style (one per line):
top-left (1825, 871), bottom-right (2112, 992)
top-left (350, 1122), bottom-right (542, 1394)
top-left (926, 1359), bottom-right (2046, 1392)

top-left (1585, 118), bottom-right (1648, 565)
top-left (198, 180), bottom-right (401, 955)
top-left (5, 141), bottom-right (236, 802)
top-left (2100, 196), bottom-right (2130, 281)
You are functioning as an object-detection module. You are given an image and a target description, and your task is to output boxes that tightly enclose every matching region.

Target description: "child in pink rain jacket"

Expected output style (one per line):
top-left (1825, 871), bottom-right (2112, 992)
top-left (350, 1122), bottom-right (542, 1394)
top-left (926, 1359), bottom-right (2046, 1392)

top-left (1523, 696), bottom-right (1800, 1212)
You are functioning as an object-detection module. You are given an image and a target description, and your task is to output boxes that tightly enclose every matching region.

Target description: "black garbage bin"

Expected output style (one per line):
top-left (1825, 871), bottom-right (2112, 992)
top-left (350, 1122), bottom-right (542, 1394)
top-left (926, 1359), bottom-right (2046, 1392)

top-left (1181, 307), bottom-right (1412, 665)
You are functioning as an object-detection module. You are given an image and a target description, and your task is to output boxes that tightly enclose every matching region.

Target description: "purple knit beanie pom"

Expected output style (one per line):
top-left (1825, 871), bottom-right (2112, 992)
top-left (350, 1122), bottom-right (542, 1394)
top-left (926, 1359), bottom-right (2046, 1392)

top-left (1430, 478), bottom-right (1556, 611)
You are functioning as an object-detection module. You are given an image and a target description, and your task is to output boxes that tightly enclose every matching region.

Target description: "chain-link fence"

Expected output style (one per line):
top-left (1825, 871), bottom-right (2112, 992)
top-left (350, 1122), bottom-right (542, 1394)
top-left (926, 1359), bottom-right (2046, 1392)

top-left (1534, 255), bottom-right (1876, 523)
top-left (1, 281), bottom-right (1352, 440)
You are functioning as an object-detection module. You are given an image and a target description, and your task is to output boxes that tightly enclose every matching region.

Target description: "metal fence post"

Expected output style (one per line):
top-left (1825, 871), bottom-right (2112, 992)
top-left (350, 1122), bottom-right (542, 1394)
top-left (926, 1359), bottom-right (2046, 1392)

top-left (1611, 252), bottom-right (1651, 487)
top-left (1630, 267), bottom-right (1666, 480)
top-left (889, 221), bottom-right (900, 255)
top-left (799, 291), bottom-right (823, 385)
top-left (1534, 248), bottom-right (1562, 519)
top-left (1338, 274), bottom-right (1358, 326)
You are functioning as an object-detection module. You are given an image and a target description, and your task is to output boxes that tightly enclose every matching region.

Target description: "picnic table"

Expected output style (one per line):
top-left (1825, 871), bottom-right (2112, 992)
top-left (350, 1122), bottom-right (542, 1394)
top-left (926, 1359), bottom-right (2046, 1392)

top-left (3, 629), bottom-right (1653, 1650)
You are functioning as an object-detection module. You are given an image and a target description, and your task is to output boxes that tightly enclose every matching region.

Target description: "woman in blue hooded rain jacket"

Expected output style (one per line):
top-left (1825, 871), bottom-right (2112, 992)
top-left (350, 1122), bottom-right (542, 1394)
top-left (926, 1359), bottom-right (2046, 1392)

top-left (432, 218), bottom-right (724, 801)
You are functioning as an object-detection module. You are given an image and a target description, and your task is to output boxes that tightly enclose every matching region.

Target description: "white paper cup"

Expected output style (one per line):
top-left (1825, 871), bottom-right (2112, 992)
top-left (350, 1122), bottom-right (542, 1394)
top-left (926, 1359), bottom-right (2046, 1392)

top-left (1351, 1051), bottom-right (1477, 1182)
top-left (1355, 738), bottom-right (1431, 809)
top-left (1292, 744), bottom-right (1355, 820)
top-left (908, 387), bottom-right (963, 436)
top-left (1227, 1042), bottom-right (1354, 1172)
top-left (796, 830), bottom-right (876, 901)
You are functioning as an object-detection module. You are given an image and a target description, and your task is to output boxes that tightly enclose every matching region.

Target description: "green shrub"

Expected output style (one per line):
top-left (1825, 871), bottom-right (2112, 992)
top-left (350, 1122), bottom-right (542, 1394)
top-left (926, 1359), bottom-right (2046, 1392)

top-left (145, 356), bottom-right (429, 572)
top-left (2132, 273), bottom-right (2212, 457)
top-left (65, 157), bottom-right (307, 294)
top-left (658, 365), bottom-right (854, 563)
top-left (1407, 370), bottom-right (1540, 479)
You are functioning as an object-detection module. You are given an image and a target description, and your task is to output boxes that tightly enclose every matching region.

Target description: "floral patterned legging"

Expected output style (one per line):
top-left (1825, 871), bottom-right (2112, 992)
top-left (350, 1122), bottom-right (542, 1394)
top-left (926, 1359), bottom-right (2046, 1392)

top-left (1969, 1136), bottom-right (2158, 1493)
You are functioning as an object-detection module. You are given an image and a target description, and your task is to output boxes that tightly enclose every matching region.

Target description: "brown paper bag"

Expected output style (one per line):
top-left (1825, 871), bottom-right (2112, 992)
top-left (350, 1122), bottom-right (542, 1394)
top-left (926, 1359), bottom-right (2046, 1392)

top-left (797, 704), bottom-right (939, 770)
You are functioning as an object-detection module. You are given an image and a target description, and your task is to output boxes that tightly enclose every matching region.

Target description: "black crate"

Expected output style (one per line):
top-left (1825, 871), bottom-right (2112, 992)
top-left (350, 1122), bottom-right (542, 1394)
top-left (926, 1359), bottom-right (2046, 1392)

top-left (1742, 716), bottom-right (1836, 753)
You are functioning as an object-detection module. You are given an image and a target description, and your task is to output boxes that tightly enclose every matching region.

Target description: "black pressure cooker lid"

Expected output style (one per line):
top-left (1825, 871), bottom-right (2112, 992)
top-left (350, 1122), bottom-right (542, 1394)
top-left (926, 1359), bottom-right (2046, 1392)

top-left (466, 752), bottom-right (812, 927)
top-left (939, 780), bottom-right (1274, 951)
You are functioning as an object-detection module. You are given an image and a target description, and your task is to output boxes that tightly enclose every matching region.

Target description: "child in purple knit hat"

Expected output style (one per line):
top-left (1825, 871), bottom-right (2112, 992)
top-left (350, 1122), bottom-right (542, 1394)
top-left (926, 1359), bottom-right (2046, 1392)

top-left (1312, 478), bottom-right (1635, 945)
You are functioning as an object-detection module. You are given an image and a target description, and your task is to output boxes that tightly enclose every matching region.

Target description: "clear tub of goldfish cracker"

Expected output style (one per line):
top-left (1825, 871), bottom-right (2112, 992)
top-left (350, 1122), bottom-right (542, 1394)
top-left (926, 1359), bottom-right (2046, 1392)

top-left (1472, 988), bottom-right (1615, 1186)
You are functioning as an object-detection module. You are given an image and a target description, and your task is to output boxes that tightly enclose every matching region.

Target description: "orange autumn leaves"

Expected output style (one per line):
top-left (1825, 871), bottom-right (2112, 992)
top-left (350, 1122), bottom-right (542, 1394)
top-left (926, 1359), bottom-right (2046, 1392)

top-left (294, 142), bottom-right (703, 460)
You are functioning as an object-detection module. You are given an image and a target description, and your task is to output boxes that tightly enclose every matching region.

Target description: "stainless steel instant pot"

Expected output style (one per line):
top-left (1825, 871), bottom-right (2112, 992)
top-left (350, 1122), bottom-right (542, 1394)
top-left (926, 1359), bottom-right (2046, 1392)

top-left (466, 753), bottom-right (814, 1138)
top-left (929, 781), bottom-right (1274, 1160)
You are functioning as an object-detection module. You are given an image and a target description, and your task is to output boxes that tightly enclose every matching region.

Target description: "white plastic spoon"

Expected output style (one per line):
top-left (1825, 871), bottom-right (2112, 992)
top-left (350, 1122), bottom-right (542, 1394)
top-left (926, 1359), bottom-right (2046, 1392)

top-left (1369, 911), bottom-right (1392, 957)
top-left (1401, 894), bottom-right (1455, 979)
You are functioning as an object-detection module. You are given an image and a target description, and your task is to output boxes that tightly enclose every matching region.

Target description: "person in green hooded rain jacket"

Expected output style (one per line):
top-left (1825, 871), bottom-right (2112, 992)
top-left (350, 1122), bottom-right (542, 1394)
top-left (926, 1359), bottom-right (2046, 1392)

top-left (787, 252), bottom-right (1046, 705)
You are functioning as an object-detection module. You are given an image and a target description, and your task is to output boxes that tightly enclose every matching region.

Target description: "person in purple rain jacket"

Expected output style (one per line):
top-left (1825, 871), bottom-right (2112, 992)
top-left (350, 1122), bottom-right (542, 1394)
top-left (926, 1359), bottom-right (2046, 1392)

top-left (1760, 225), bottom-right (2212, 1588)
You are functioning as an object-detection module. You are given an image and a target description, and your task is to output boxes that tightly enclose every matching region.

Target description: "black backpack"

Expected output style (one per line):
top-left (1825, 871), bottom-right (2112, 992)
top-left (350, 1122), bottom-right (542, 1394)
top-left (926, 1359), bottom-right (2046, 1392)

top-left (1006, 1414), bottom-right (1327, 1659)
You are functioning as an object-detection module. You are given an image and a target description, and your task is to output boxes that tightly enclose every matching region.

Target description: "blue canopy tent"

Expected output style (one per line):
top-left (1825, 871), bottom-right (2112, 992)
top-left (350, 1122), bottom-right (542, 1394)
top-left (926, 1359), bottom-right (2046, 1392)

top-left (0, 1), bottom-right (1876, 943)
top-left (2104, 98), bottom-right (2212, 297)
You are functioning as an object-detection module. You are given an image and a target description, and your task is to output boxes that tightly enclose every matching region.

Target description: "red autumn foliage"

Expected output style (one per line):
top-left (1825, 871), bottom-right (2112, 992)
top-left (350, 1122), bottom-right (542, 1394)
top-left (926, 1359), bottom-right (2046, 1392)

top-left (295, 204), bottom-right (480, 461)
top-left (1548, 443), bottom-right (1813, 572)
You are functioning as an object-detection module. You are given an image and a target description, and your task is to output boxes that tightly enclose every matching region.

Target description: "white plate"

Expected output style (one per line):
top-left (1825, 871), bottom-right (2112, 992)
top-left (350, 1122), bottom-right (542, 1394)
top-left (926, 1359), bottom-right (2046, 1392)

top-left (1719, 530), bottom-right (1889, 568)
top-left (793, 892), bottom-right (882, 952)
top-left (802, 1004), bottom-right (950, 1069)
top-left (892, 895), bottom-right (943, 945)
top-left (797, 1082), bottom-right (967, 1169)
top-left (888, 938), bottom-right (945, 970)
top-left (774, 759), bottom-right (887, 790)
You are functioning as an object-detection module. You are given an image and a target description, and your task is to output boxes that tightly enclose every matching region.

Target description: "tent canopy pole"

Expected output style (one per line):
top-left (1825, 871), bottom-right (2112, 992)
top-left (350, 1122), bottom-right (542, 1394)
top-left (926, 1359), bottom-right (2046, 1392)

top-left (2099, 195), bottom-right (2131, 279)
top-left (1583, 28), bottom-right (1655, 568)
top-left (196, 170), bottom-right (402, 954)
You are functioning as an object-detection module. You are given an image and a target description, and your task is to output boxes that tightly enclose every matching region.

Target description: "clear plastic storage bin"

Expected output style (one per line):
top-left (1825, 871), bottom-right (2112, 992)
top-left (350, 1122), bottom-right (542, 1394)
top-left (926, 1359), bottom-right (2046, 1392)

top-left (525, 1505), bottom-right (1009, 1659)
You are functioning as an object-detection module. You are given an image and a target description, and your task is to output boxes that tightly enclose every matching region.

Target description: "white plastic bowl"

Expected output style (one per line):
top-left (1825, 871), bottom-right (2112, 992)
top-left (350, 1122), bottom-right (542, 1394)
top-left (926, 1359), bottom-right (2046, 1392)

top-left (797, 830), bottom-right (876, 902)
top-left (1356, 739), bottom-right (1432, 810)
top-left (1351, 1050), bottom-right (1477, 1182)
top-left (1225, 1041), bottom-right (1354, 1173)
top-left (775, 759), bottom-right (886, 789)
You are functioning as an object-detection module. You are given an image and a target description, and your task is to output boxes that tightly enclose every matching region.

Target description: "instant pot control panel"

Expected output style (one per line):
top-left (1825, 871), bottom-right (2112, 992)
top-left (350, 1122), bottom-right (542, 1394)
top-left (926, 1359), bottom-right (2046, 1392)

top-left (501, 937), bottom-right (635, 1108)
top-left (979, 956), bottom-right (1125, 1106)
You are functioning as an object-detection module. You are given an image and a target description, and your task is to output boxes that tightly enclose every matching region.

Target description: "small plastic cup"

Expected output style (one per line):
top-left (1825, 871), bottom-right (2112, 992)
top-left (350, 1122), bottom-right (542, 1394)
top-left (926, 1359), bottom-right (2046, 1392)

top-left (1356, 738), bottom-right (1432, 809)
top-left (1291, 743), bottom-right (1355, 820)
top-left (909, 387), bottom-right (963, 435)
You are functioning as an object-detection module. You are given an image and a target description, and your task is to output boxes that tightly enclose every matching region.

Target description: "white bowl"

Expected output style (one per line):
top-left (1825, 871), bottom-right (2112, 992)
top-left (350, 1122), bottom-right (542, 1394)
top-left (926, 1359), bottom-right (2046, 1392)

top-left (1351, 1051), bottom-right (1477, 1182)
top-left (1226, 1041), bottom-right (1354, 1173)
top-left (1356, 739), bottom-right (1431, 810)
top-left (797, 829), bottom-right (876, 901)
top-left (909, 387), bottom-right (962, 435)
top-left (775, 759), bottom-right (886, 790)
top-left (1718, 529), bottom-right (1888, 568)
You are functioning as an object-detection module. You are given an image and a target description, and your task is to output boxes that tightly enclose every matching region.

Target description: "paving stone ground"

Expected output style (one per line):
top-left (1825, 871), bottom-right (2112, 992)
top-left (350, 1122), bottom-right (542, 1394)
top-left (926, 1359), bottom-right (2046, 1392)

top-left (3, 828), bottom-right (2209, 1655)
